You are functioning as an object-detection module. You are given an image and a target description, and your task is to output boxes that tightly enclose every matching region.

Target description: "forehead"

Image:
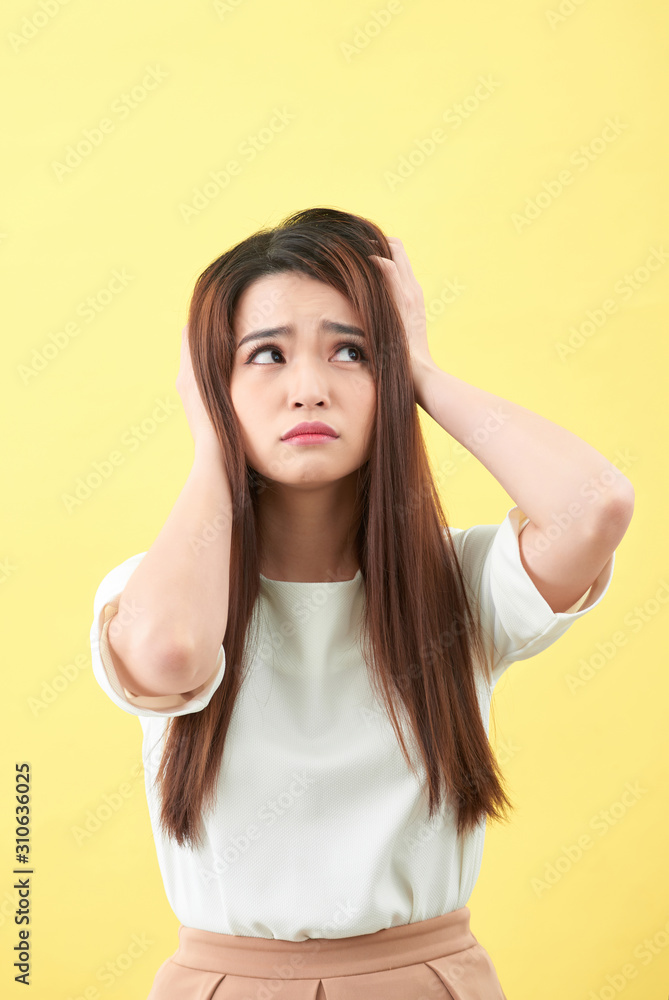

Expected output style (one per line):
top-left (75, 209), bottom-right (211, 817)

top-left (233, 272), bottom-right (358, 337)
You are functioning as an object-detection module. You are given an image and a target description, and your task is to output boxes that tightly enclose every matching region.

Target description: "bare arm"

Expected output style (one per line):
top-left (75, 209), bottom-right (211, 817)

top-left (106, 325), bottom-right (234, 696)
top-left (413, 359), bottom-right (632, 612)
top-left (370, 239), bottom-right (633, 615)
top-left (108, 443), bottom-right (233, 696)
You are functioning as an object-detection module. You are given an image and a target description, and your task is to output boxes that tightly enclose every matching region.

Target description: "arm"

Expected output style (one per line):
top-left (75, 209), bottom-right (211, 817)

top-left (107, 324), bottom-right (234, 697)
top-left (108, 439), bottom-right (233, 697)
top-left (413, 360), bottom-right (633, 612)
top-left (369, 238), bottom-right (635, 614)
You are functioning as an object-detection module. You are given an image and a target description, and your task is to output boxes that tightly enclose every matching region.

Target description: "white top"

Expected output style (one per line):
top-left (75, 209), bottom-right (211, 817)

top-left (89, 505), bottom-right (615, 940)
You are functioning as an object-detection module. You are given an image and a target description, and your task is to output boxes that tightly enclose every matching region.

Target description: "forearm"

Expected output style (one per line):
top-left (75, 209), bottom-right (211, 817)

top-left (413, 358), bottom-right (634, 531)
top-left (112, 440), bottom-right (234, 694)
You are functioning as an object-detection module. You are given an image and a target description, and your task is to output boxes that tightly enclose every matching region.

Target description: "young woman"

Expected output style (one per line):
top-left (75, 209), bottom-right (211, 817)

top-left (89, 207), bottom-right (633, 998)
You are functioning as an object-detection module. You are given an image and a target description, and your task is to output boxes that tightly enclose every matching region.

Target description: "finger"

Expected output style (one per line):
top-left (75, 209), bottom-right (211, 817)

top-left (369, 253), bottom-right (400, 284)
top-left (372, 260), bottom-right (407, 314)
top-left (369, 255), bottom-right (408, 307)
top-left (386, 238), bottom-right (416, 285)
top-left (379, 255), bottom-right (412, 306)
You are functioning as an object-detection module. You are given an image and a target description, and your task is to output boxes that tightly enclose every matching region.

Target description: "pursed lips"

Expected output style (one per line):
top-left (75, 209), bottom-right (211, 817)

top-left (281, 422), bottom-right (339, 440)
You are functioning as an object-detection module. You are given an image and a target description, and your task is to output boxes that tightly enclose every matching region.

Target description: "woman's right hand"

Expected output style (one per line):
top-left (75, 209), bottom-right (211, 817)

top-left (176, 324), bottom-right (220, 450)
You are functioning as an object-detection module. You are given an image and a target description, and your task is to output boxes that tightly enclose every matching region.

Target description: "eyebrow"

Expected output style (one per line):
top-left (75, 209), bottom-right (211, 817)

top-left (236, 319), bottom-right (366, 351)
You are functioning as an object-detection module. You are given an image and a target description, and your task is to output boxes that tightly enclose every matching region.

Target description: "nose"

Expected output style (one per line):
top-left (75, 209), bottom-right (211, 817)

top-left (285, 357), bottom-right (330, 408)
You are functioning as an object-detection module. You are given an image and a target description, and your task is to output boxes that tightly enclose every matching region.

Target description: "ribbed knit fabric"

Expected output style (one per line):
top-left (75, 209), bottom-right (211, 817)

top-left (89, 504), bottom-right (615, 940)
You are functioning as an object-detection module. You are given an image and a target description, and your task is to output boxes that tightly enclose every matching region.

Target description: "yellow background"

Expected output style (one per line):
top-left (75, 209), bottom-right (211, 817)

top-left (2, 0), bottom-right (667, 996)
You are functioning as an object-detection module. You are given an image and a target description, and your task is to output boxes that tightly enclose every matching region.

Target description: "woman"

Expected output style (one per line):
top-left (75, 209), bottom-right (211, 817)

top-left (89, 207), bottom-right (632, 998)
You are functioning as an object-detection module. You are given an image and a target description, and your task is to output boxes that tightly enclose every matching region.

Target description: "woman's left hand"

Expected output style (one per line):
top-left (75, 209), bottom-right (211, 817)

top-left (368, 237), bottom-right (436, 388)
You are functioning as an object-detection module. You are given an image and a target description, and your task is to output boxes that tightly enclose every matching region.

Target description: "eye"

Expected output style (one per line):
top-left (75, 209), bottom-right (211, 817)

top-left (333, 344), bottom-right (367, 362)
top-left (244, 342), bottom-right (367, 365)
top-left (245, 344), bottom-right (283, 365)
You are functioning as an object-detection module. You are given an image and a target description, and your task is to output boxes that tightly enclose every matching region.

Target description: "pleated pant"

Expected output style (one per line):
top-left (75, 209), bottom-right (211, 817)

top-left (146, 904), bottom-right (508, 999)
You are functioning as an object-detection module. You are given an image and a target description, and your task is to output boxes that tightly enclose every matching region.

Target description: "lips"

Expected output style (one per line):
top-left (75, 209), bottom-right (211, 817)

top-left (281, 421), bottom-right (338, 441)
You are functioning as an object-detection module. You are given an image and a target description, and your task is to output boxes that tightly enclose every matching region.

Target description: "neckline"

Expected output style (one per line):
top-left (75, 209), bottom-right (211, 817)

top-left (259, 569), bottom-right (363, 585)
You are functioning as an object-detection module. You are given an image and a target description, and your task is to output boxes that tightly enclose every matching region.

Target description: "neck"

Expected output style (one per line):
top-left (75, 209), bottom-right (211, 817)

top-left (256, 474), bottom-right (361, 582)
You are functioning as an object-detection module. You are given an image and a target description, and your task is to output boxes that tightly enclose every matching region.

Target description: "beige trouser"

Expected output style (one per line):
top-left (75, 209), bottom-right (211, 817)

top-left (146, 904), bottom-right (508, 999)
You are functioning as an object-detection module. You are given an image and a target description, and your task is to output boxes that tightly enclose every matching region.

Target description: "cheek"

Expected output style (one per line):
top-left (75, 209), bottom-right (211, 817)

top-left (229, 383), bottom-right (255, 443)
top-left (350, 385), bottom-right (376, 452)
top-left (356, 380), bottom-right (376, 423)
top-left (230, 378), bottom-right (254, 422)
top-left (230, 387), bottom-right (277, 468)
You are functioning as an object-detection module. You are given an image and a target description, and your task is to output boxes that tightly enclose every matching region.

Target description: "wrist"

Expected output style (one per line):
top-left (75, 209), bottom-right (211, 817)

top-left (193, 433), bottom-right (224, 466)
top-left (413, 355), bottom-right (440, 411)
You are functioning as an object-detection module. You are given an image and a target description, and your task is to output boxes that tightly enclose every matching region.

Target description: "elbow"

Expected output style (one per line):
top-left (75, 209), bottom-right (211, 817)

top-left (593, 483), bottom-right (635, 544)
top-left (115, 630), bottom-right (199, 698)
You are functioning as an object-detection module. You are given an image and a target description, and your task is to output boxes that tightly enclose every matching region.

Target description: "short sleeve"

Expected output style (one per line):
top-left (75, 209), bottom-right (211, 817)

top-left (448, 505), bottom-right (616, 688)
top-left (89, 552), bottom-right (226, 718)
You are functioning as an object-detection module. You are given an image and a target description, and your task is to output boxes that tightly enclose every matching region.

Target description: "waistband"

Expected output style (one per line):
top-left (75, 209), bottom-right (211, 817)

top-left (172, 906), bottom-right (477, 979)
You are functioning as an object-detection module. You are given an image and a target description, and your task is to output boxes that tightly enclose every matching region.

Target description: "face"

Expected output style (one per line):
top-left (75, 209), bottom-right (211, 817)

top-left (230, 271), bottom-right (376, 488)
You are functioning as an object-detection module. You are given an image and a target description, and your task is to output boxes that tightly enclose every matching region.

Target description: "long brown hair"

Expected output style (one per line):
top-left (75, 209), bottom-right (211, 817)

top-left (154, 206), bottom-right (514, 848)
